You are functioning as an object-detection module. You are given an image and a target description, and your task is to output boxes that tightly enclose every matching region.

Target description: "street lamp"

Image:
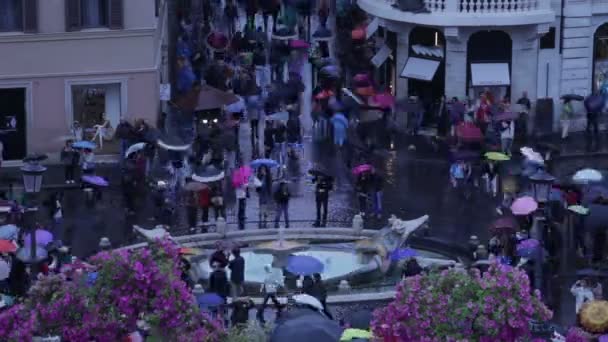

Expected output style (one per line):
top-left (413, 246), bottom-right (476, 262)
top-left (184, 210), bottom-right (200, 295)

top-left (19, 155), bottom-right (47, 275)
top-left (529, 169), bottom-right (555, 205)
top-left (528, 169), bottom-right (554, 294)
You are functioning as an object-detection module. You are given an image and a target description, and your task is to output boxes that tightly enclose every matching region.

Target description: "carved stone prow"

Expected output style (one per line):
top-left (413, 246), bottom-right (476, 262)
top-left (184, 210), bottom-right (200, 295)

top-left (388, 214), bottom-right (430, 247)
top-left (133, 225), bottom-right (175, 243)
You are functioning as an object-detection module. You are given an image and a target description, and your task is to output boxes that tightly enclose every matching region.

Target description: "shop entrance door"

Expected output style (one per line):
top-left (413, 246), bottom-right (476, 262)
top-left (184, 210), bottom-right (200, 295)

top-left (0, 88), bottom-right (27, 160)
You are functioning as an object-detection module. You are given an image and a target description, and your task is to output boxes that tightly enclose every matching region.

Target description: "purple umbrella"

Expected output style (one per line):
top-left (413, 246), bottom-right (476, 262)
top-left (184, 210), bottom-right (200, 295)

top-left (24, 229), bottom-right (53, 247)
top-left (286, 255), bottom-right (324, 276)
top-left (516, 239), bottom-right (540, 258)
top-left (82, 175), bottom-right (109, 187)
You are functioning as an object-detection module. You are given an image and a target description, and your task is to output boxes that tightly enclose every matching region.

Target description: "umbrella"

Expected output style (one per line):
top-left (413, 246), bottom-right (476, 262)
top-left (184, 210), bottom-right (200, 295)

top-left (82, 175), bottom-right (109, 187)
top-left (451, 149), bottom-right (480, 162)
top-left (584, 185), bottom-right (608, 204)
top-left (206, 31), bottom-right (228, 51)
top-left (573, 168), bottom-right (603, 184)
top-left (0, 240), bottom-right (16, 253)
top-left (286, 255), bottom-right (324, 275)
top-left (196, 293), bottom-right (224, 307)
top-left (516, 238), bottom-right (540, 258)
top-left (390, 248), bottom-right (418, 261)
top-left (0, 259), bottom-right (9, 280)
top-left (585, 94), bottom-right (605, 113)
top-left (231, 166), bottom-right (253, 188)
top-left (224, 97), bottom-right (245, 114)
top-left (0, 225), bottom-right (18, 241)
top-left (290, 39), bottom-right (310, 49)
top-left (195, 85), bottom-right (240, 111)
top-left (183, 182), bottom-right (208, 192)
top-left (370, 93), bottom-right (395, 109)
top-left (251, 158), bottom-right (279, 168)
top-left (319, 65), bottom-right (340, 78)
top-left (561, 94), bottom-right (584, 101)
top-left (270, 310), bottom-right (343, 342)
top-left (266, 111), bottom-right (290, 121)
top-left (330, 113), bottom-right (348, 128)
top-left (511, 196), bottom-right (538, 216)
top-left (24, 229), bottom-right (54, 247)
top-left (568, 205), bottom-right (590, 215)
top-left (353, 73), bottom-right (372, 87)
top-left (352, 164), bottom-right (373, 175)
top-left (16, 246), bottom-right (48, 263)
top-left (485, 152), bottom-right (510, 161)
top-left (456, 123), bottom-right (483, 141)
top-left (157, 139), bottom-right (191, 151)
top-left (490, 216), bottom-right (519, 234)
top-left (520, 147), bottom-right (544, 165)
top-left (192, 166), bottom-right (225, 183)
top-left (492, 112), bottom-right (519, 121)
top-left (125, 142), bottom-right (146, 157)
top-left (72, 140), bottom-right (97, 149)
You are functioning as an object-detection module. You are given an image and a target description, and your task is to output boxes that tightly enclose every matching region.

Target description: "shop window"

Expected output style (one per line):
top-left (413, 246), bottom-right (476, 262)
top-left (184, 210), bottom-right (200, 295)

top-left (66, 0), bottom-right (123, 31)
top-left (540, 27), bottom-right (556, 50)
top-left (71, 84), bottom-right (121, 153)
top-left (594, 24), bottom-right (608, 92)
top-left (0, 0), bottom-right (22, 32)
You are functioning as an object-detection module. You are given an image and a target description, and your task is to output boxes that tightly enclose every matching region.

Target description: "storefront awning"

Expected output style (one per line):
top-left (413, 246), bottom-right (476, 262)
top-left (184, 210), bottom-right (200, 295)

top-left (400, 57), bottom-right (440, 81)
top-left (412, 44), bottom-right (444, 59)
top-left (371, 44), bottom-right (392, 67)
top-left (470, 63), bottom-right (510, 87)
top-left (366, 17), bottom-right (379, 39)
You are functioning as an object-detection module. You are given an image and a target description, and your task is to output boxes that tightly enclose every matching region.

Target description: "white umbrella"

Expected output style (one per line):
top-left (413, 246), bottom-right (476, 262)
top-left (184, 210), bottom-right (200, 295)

top-left (192, 171), bottom-right (225, 183)
top-left (157, 139), bottom-right (191, 151)
top-left (125, 142), bottom-right (146, 157)
top-left (573, 168), bottom-right (603, 184)
top-left (224, 96), bottom-right (245, 113)
top-left (520, 147), bottom-right (544, 165)
top-left (0, 259), bottom-right (9, 280)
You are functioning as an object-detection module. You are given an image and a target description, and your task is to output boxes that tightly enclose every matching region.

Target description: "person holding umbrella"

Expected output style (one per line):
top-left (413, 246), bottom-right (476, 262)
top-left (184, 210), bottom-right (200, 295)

top-left (585, 93), bottom-right (602, 151)
top-left (60, 139), bottom-right (79, 184)
top-left (256, 165), bottom-right (273, 228)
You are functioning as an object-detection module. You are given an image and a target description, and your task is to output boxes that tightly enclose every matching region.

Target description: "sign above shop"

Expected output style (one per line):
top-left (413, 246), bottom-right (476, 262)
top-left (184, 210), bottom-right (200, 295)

top-left (471, 63), bottom-right (510, 86)
top-left (401, 57), bottom-right (440, 81)
top-left (371, 44), bottom-right (392, 67)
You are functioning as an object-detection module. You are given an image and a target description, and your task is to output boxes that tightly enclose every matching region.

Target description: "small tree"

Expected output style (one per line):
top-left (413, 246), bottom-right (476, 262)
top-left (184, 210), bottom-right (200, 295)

top-left (372, 264), bottom-right (553, 341)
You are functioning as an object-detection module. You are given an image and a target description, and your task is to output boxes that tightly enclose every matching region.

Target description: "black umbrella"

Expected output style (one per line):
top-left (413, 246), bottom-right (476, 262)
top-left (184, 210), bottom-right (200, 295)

top-left (584, 204), bottom-right (608, 231)
top-left (585, 94), bottom-right (605, 113)
top-left (560, 94), bottom-right (584, 101)
top-left (270, 311), bottom-right (343, 342)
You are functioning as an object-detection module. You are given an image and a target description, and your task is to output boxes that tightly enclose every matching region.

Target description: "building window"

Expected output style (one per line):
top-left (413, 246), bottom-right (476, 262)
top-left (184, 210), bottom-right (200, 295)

top-left (81, 0), bottom-right (108, 28)
top-left (0, 0), bottom-right (23, 32)
top-left (540, 27), bottom-right (556, 50)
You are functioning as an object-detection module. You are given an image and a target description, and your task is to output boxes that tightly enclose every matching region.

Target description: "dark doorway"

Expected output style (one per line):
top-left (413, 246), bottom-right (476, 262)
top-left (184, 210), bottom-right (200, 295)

top-left (407, 27), bottom-right (445, 100)
top-left (466, 30), bottom-right (512, 99)
top-left (0, 88), bottom-right (27, 160)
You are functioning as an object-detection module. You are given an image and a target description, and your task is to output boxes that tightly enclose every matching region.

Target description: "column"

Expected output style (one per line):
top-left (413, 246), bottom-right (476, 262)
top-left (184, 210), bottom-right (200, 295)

top-left (511, 34), bottom-right (539, 105)
top-left (394, 31), bottom-right (409, 130)
top-left (104, 83), bottom-right (122, 130)
top-left (444, 30), bottom-right (467, 100)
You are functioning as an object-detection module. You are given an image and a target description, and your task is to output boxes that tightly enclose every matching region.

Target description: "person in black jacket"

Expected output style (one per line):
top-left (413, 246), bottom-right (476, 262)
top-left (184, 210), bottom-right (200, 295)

top-left (312, 273), bottom-right (332, 319)
top-left (274, 181), bottom-right (290, 228)
top-left (313, 174), bottom-right (333, 227)
top-left (229, 248), bottom-right (245, 299)
top-left (115, 119), bottom-right (134, 164)
top-left (208, 262), bottom-right (230, 301)
top-left (230, 297), bottom-right (255, 327)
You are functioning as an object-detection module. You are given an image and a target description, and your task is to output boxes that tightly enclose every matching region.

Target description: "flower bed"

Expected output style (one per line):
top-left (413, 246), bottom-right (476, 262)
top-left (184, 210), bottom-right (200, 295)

top-left (0, 239), bottom-right (225, 342)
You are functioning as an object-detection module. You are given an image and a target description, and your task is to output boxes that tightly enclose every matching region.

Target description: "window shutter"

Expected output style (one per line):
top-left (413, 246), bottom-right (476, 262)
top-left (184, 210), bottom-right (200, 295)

top-left (65, 0), bottom-right (81, 32)
top-left (22, 0), bottom-right (38, 33)
top-left (108, 0), bottom-right (124, 30)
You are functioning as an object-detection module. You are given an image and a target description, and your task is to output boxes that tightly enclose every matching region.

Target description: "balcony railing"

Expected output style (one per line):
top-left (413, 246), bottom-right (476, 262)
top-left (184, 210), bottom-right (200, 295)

top-left (359, 0), bottom-right (554, 26)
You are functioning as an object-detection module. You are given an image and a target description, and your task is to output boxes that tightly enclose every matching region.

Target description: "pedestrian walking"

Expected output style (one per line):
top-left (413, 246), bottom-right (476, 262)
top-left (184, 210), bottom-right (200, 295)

top-left (247, 93), bottom-right (262, 154)
top-left (245, 0), bottom-right (259, 30)
top-left (585, 95), bottom-right (601, 151)
top-left (260, 0), bottom-right (280, 33)
top-left (560, 97), bottom-right (573, 140)
top-left (313, 174), bottom-right (333, 227)
top-left (499, 120), bottom-right (515, 156)
top-left (80, 148), bottom-right (95, 175)
top-left (258, 264), bottom-right (282, 322)
top-left (370, 170), bottom-right (384, 219)
top-left (264, 122), bottom-right (275, 159)
top-left (235, 179), bottom-right (248, 230)
top-left (224, 0), bottom-right (238, 37)
top-left (255, 165), bottom-right (273, 228)
top-left (273, 181), bottom-right (290, 228)
top-left (61, 140), bottom-right (79, 184)
top-left (253, 46), bottom-right (268, 88)
top-left (185, 190), bottom-right (198, 231)
top-left (115, 119), bottom-right (134, 165)
top-left (229, 248), bottom-right (245, 299)
top-left (482, 160), bottom-right (499, 197)
top-left (198, 186), bottom-right (211, 228)
top-left (312, 273), bottom-right (332, 319)
top-left (210, 184), bottom-right (226, 221)
top-left (355, 173), bottom-right (370, 216)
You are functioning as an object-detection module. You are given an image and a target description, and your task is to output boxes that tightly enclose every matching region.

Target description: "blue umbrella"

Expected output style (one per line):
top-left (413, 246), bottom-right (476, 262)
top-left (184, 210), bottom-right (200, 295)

top-left (330, 113), bottom-right (348, 128)
top-left (16, 246), bottom-right (48, 263)
top-left (251, 158), bottom-right (279, 168)
top-left (390, 248), bottom-right (418, 261)
top-left (286, 255), bottom-right (324, 276)
top-left (72, 140), bottom-right (97, 150)
top-left (196, 293), bottom-right (224, 307)
top-left (266, 111), bottom-right (290, 121)
top-left (0, 224), bottom-right (18, 240)
top-left (270, 312), bottom-right (343, 342)
top-left (516, 238), bottom-right (540, 259)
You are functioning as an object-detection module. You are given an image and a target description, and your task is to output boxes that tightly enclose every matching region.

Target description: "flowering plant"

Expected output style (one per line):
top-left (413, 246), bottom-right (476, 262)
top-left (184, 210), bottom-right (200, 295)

top-left (0, 239), bottom-right (225, 342)
top-left (371, 263), bottom-right (553, 341)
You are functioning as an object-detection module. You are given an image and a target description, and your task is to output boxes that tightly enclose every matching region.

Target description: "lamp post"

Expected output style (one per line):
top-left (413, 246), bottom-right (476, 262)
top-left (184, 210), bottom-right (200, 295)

top-left (528, 169), bottom-right (555, 293)
top-left (20, 155), bottom-right (46, 269)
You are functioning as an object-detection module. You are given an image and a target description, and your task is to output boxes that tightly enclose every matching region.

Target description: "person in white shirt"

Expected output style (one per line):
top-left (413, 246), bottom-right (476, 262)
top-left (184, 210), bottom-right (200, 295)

top-left (258, 264), bottom-right (283, 321)
top-left (571, 279), bottom-right (595, 314)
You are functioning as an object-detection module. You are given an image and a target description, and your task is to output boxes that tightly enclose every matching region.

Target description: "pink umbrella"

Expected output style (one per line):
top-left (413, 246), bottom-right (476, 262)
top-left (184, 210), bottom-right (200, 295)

top-left (290, 39), bottom-right (310, 49)
top-left (231, 166), bottom-right (253, 188)
top-left (371, 93), bottom-right (395, 109)
top-left (510, 196), bottom-right (538, 216)
top-left (456, 122), bottom-right (483, 142)
top-left (352, 164), bottom-right (373, 175)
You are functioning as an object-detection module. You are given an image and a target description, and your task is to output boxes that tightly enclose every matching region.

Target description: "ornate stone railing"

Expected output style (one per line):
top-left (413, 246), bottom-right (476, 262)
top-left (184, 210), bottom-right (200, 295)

top-left (359, 0), bottom-right (554, 26)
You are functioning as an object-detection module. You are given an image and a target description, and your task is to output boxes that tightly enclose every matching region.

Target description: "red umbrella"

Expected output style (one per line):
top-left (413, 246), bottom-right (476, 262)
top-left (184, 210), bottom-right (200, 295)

top-left (206, 31), bottom-right (228, 51)
top-left (0, 239), bottom-right (16, 253)
top-left (490, 216), bottom-right (519, 234)
top-left (456, 122), bottom-right (483, 141)
top-left (353, 73), bottom-right (372, 87)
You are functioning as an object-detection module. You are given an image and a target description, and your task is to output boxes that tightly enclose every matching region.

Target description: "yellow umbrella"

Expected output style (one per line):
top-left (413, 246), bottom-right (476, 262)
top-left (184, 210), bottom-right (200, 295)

top-left (580, 300), bottom-right (608, 333)
top-left (568, 205), bottom-right (590, 215)
top-left (484, 152), bottom-right (510, 161)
